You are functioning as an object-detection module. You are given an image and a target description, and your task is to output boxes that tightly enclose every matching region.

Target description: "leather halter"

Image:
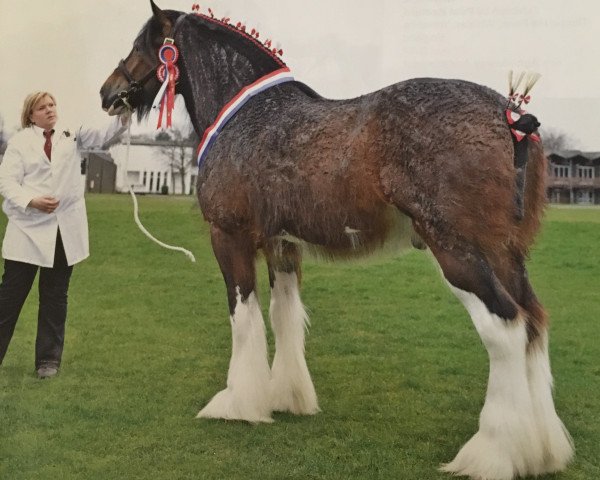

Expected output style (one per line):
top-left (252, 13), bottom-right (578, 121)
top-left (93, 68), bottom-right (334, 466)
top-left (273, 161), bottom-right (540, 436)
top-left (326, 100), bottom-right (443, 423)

top-left (114, 13), bottom-right (187, 110)
top-left (116, 59), bottom-right (158, 109)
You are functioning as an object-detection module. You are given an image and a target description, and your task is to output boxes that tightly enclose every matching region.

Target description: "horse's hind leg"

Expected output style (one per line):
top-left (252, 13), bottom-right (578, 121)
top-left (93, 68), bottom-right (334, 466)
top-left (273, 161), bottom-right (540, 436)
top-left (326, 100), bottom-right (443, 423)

top-left (197, 225), bottom-right (272, 423)
top-left (514, 265), bottom-right (574, 473)
top-left (526, 329), bottom-right (574, 474)
top-left (430, 245), bottom-right (549, 479)
top-left (265, 240), bottom-right (319, 415)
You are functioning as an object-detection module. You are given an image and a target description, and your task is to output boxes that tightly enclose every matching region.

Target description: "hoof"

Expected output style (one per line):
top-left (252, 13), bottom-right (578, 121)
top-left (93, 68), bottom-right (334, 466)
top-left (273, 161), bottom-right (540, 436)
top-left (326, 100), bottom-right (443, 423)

top-left (441, 432), bottom-right (517, 480)
top-left (536, 419), bottom-right (574, 475)
top-left (197, 387), bottom-right (273, 424)
top-left (270, 377), bottom-right (320, 415)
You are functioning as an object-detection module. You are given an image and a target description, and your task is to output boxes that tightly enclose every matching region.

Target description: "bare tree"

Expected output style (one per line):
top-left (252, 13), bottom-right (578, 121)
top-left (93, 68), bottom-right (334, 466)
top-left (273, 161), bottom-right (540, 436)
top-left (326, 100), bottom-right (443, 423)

top-left (155, 128), bottom-right (197, 194)
top-left (540, 127), bottom-right (577, 153)
top-left (0, 115), bottom-right (8, 156)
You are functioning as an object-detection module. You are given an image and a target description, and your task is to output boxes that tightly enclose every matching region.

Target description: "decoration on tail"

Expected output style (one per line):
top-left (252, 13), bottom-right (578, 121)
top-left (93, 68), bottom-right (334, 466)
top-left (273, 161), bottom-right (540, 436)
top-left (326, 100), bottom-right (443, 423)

top-left (152, 40), bottom-right (180, 129)
top-left (506, 110), bottom-right (541, 143)
top-left (505, 71), bottom-right (542, 221)
top-left (506, 71), bottom-right (541, 142)
top-left (508, 71), bottom-right (541, 109)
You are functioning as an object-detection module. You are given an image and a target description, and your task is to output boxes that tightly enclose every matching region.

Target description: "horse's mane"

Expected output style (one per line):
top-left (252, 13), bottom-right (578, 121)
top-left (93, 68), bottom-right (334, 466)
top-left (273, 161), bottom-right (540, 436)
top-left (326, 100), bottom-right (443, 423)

top-left (135, 9), bottom-right (287, 68)
top-left (189, 12), bottom-right (287, 69)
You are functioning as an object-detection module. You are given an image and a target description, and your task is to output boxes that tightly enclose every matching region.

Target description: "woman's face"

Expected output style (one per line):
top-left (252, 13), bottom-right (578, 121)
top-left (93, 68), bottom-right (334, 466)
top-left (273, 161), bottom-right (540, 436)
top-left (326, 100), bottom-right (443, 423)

top-left (29, 95), bottom-right (58, 130)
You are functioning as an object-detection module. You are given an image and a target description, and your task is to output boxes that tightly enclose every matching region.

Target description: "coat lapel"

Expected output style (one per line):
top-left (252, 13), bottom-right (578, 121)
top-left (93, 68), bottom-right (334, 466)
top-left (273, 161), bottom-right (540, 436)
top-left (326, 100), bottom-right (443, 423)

top-left (49, 127), bottom-right (75, 168)
top-left (25, 128), bottom-right (49, 164)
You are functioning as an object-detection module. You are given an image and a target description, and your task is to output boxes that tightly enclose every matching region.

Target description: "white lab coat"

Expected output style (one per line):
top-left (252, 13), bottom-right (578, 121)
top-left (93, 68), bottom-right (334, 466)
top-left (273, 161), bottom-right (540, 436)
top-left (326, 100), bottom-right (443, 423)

top-left (0, 120), bottom-right (125, 267)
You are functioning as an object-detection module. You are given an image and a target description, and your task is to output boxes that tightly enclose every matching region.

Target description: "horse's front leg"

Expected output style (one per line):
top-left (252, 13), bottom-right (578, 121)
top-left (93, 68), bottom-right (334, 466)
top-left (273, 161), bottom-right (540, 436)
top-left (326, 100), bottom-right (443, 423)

top-left (197, 225), bottom-right (273, 423)
top-left (266, 241), bottom-right (319, 415)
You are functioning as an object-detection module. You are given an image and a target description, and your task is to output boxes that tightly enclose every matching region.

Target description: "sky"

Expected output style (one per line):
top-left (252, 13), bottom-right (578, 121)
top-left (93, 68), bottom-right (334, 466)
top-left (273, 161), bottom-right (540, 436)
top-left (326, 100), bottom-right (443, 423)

top-left (1, 0), bottom-right (599, 150)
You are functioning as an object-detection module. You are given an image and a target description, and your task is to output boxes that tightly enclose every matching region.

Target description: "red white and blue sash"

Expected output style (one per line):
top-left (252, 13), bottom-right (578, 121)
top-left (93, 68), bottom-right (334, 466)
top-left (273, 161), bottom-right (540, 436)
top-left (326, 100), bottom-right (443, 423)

top-left (196, 67), bottom-right (294, 167)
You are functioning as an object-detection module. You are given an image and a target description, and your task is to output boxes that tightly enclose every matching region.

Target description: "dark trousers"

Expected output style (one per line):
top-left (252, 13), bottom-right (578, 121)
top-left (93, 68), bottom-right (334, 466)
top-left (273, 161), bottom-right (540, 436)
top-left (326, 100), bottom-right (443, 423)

top-left (0, 231), bottom-right (73, 369)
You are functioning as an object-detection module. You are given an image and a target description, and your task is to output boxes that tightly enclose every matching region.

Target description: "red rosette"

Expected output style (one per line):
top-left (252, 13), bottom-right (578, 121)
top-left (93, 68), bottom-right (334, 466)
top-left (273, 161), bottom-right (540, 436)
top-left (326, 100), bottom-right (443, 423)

top-left (158, 44), bottom-right (179, 64)
top-left (157, 64), bottom-right (180, 82)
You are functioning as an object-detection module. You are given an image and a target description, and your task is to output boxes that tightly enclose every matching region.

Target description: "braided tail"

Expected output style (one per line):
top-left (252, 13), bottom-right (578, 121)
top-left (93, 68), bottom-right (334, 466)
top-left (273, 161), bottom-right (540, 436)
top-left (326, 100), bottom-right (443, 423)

top-left (505, 71), bottom-right (542, 221)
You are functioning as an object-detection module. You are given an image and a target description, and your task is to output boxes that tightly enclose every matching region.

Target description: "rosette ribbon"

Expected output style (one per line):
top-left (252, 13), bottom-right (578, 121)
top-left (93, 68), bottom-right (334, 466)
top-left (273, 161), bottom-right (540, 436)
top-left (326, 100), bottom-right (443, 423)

top-left (152, 40), bottom-right (180, 129)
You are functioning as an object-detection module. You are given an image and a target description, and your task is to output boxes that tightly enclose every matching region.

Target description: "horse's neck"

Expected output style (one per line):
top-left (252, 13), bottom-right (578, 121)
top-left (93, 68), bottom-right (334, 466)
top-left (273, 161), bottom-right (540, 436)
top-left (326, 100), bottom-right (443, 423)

top-left (178, 35), bottom-right (282, 135)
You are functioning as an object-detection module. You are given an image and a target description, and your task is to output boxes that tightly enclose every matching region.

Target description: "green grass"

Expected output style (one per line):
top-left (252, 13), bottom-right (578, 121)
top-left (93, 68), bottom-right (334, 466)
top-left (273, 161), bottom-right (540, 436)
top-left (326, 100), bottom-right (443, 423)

top-left (0, 196), bottom-right (599, 479)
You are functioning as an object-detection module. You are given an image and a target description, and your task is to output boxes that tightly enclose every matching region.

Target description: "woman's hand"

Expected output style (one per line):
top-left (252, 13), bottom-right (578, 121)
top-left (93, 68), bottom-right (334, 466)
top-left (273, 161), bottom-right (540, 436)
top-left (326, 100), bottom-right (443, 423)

top-left (28, 196), bottom-right (59, 213)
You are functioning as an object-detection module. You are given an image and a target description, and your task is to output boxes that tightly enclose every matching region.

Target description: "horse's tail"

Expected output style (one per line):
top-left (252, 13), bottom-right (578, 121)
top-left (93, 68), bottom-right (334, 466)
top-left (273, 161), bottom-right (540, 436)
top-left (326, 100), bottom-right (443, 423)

top-left (485, 71), bottom-right (548, 341)
top-left (499, 71), bottom-right (546, 254)
top-left (485, 114), bottom-right (548, 342)
top-left (516, 132), bottom-right (547, 253)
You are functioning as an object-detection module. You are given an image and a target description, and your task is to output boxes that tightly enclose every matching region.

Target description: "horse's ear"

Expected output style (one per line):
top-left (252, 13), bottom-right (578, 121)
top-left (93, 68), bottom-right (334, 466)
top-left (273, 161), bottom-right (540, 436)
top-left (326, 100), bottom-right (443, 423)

top-left (150, 0), bottom-right (162, 17)
top-left (150, 0), bottom-right (172, 36)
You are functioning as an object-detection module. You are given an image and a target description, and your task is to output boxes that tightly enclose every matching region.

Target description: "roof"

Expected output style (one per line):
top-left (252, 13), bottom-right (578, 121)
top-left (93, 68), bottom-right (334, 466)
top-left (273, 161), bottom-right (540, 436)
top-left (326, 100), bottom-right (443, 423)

top-left (547, 150), bottom-right (600, 160)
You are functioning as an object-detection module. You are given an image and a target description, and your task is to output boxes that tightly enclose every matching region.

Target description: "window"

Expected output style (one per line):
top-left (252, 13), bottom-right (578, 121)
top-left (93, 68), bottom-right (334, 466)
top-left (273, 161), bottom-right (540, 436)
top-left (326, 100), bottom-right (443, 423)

top-left (142, 171), bottom-right (147, 186)
top-left (156, 171), bottom-right (161, 192)
top-left (552, 165), bottom-right (569, 178)
top-left (578, 166), bottom-right (593, 179)
top-left (149, 172), bottom-right (154, 191)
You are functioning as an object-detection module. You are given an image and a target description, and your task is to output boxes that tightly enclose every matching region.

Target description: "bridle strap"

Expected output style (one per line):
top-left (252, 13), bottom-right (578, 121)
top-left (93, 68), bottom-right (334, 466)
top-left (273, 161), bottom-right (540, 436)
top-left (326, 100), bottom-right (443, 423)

top-left (118, 60), bottom-right (137, 83)
top-left (117, 59), bottom-right (158, 88)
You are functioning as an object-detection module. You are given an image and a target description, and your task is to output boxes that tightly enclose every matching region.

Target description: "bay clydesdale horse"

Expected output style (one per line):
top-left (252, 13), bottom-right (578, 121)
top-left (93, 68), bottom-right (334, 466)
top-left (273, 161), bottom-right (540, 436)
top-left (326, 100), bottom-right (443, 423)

top-left (100, 2), bottom-right (573, 478)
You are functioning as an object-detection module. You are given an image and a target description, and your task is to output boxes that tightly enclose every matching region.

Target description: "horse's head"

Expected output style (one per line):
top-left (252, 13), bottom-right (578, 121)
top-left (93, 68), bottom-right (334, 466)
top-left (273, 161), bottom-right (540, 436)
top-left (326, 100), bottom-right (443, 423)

top-left (100, 0), bottom-right (183, 118)
top-left (101, 1), bottom-right (289, 131)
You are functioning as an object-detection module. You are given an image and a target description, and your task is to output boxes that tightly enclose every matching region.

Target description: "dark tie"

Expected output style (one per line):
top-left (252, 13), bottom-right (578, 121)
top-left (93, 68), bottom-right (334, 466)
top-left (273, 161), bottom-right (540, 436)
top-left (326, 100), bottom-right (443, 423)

top-left (43, 129), bottom-right (54, 160)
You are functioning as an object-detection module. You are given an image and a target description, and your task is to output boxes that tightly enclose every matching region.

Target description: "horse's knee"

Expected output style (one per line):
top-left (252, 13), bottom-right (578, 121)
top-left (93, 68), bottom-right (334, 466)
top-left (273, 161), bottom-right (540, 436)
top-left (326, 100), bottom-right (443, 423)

top-left (210, 225), bottom-right (258, 314)
top-left (485, 254), bottom-right (547, 342)
top-left (433, 247), bottom-right (519, 321)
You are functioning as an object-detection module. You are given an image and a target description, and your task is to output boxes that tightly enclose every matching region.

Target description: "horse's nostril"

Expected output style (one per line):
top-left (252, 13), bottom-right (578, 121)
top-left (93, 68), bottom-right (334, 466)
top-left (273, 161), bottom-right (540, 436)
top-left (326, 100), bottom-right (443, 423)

top-left (100, 93), bottom-right (113, 110)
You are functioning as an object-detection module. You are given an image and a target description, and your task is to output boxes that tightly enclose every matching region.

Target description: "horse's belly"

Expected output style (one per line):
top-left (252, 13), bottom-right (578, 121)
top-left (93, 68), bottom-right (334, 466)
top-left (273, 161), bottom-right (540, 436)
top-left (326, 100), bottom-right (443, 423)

top-left (272, 203), bottom-right (415, 260)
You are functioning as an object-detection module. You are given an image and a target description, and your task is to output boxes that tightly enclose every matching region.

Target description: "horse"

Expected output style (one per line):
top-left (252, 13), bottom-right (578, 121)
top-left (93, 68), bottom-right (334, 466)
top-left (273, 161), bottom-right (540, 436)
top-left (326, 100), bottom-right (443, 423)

top-left (100, 2), bottom-right (573, 478)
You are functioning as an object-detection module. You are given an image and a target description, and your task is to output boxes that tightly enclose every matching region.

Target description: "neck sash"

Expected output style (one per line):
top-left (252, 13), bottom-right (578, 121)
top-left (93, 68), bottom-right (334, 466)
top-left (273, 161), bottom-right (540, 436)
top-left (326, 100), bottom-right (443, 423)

top-left (196, 67), bottom-right (294, 167)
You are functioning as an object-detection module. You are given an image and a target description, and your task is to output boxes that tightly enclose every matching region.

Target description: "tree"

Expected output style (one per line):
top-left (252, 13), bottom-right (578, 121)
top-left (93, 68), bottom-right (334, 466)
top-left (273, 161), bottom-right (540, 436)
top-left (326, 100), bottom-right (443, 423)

top-left (0, 114), bottom-right (7, 156)
top-left (155, 128), bottom-right (197, 194)
top-left (539, 127), bottom-right (577, 153)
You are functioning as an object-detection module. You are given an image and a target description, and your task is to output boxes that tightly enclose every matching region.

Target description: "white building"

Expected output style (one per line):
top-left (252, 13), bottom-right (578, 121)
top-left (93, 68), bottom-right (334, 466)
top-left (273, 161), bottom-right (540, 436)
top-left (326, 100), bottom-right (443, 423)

top-left (109, 138), bottom-right (197, 195)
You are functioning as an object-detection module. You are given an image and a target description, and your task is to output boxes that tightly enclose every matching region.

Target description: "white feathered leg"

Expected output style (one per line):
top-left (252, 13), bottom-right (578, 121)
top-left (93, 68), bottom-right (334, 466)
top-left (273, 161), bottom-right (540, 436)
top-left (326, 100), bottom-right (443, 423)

top-left (526, 332), bottom-right (574, 474)
top-left (441, 286), bottom-right (546, 480)
top-left (197, 289), bottom-right (273, 423)
top-left (269, 271), bottom-right (319, 415)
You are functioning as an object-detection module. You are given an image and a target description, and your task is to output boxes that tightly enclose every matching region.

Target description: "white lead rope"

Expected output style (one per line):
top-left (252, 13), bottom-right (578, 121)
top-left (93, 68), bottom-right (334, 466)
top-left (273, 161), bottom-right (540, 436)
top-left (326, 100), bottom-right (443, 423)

top-left (123, 115), bottom-right (196, 263)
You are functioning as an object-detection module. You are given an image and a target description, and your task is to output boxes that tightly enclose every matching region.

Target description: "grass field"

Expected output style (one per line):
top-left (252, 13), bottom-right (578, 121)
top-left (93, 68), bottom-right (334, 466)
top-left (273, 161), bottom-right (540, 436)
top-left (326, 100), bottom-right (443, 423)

top-left (0, 195), bottom-right (599, 480)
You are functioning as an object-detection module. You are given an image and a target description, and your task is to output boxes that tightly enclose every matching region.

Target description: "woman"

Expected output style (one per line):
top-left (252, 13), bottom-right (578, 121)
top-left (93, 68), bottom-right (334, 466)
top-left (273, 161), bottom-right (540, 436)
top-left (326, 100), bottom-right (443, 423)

top-left (0, 91), bottom-right (128, 378)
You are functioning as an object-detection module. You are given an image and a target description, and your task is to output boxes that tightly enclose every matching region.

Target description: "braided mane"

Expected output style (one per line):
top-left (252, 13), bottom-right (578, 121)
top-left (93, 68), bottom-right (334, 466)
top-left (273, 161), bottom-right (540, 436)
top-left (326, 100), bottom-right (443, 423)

top-left (190, 11), bottom-right (286, 68)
